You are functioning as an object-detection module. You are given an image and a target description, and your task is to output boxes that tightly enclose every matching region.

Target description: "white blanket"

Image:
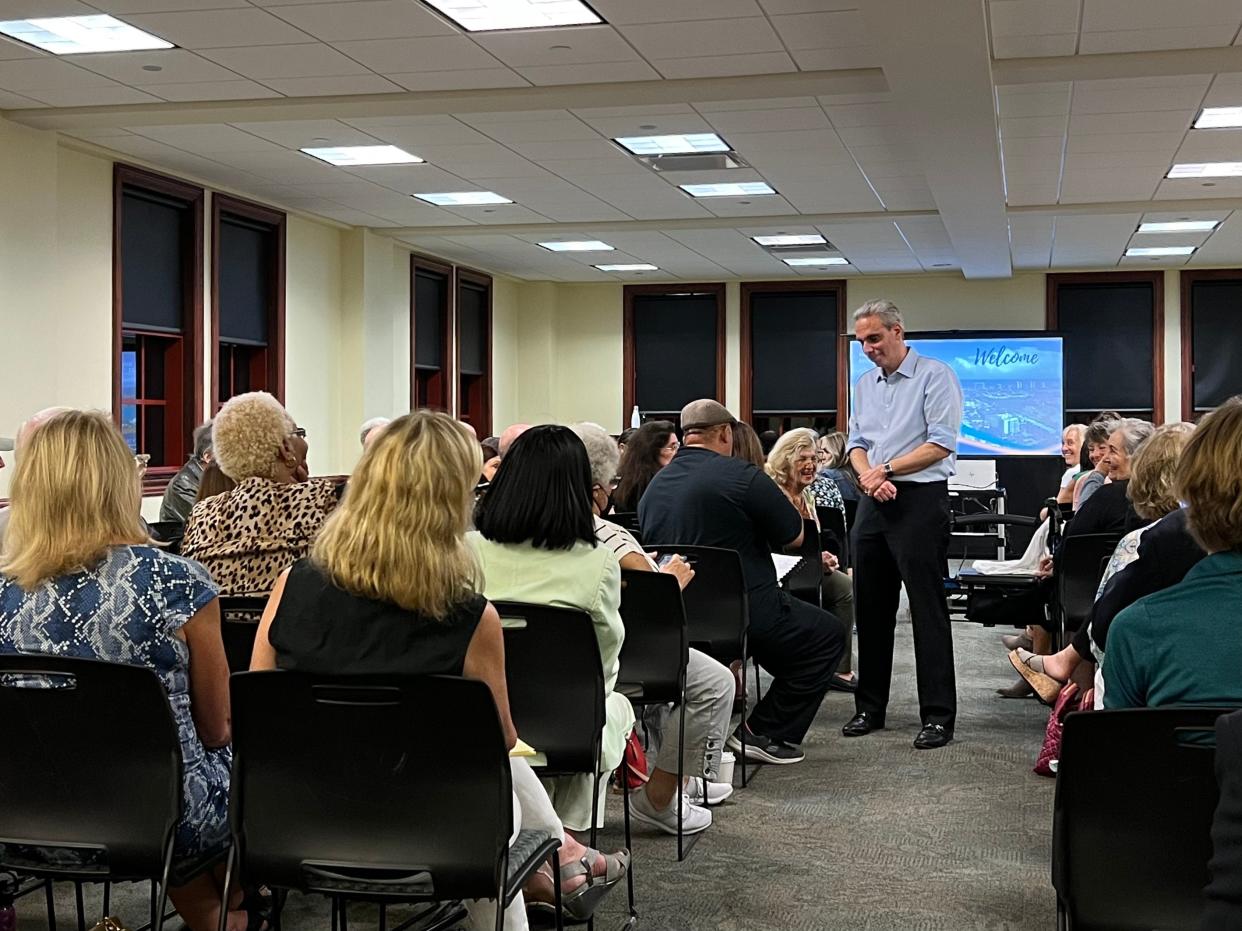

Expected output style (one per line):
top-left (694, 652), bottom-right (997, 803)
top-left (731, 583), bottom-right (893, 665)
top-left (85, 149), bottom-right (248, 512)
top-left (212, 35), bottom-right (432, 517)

top-left (969, 517), bottom-right (1050, 575)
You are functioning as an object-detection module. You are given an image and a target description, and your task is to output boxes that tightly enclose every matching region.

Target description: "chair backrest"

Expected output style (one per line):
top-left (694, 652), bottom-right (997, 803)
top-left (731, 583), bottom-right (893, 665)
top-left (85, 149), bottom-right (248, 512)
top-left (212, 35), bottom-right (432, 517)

top-left (0, 655), bottom-right (182, 879)
top-left (609, 511), bottom-right (643, 539)
top-left (617, 570), bottom-right (688, 706)
top-left (491, 601), bottom-right (605, 775)
top-left (1054, 707), bottom-right (1228, 930)
top-left (659, 545), bottom-right (748, 663)
top-left (781, 518), bottom-right (823, 603)
top-left (1056, 532), bottom-right (1122, 630)
top-left (842, 495), bottom-right (859, 531)
top-left (147, 521), bottom-right (185, 555)
top-left (815, 505), bottom-right (849, 567)
top-left (218, 595), bottom-right (269, 673)
top-left (229, 671), bottom-right (512, 900)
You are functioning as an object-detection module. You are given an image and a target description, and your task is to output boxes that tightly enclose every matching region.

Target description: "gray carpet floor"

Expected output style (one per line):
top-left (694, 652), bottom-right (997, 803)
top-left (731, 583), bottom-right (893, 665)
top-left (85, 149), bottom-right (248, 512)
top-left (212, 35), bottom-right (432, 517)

top-left (15, 619), bottom-right (1057, 931)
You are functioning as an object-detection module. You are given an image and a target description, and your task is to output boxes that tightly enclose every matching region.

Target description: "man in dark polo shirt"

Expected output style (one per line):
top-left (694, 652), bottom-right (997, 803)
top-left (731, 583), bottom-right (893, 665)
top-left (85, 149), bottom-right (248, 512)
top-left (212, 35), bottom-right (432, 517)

top-left (639, 399), bottom-right (844, 764)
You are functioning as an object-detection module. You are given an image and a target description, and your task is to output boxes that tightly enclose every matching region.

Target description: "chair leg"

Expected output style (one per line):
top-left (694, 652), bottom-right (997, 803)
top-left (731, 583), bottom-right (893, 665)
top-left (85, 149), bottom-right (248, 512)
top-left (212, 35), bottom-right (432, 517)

top-left (379, 904), bottom-right (387, 931)
top-left (74, 880), bottom-right (86, 931)
top-left (44, 879), bottom-right (56, 930)
top-left (153, 841), bottom-right (175, 931)
top-left (330, 896), bottom-right (338, 931)
top-left (739, 656), bottom-right (749, 788)
top-left (620, 767), bottom-right (636, 919)
top-left (217, 845), bottom-right (237, 931)
top-left (102, 882), bottom-right (111, 923)
top-left (339, 899), bottom-right (349, 931)
top-left (676, 687), bottom-right (687, 862)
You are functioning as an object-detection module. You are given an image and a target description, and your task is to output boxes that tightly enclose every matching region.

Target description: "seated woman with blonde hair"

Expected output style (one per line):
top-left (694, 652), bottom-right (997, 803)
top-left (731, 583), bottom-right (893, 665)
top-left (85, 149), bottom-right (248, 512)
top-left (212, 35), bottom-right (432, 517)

top-left (0, 411), bottom-right (243, 931)
top-left (766, 428), bottom-right (856, 691)
top-left (249, 412), bottom-right (626, 927)
top-left (183, 391), bottom-right (336, 597)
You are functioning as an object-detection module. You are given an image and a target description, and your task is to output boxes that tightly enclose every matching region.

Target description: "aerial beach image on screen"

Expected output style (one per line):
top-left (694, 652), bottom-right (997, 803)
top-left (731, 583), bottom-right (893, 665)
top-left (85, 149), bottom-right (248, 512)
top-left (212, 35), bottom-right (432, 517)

top-left (850, 335), bottom-right (1065, 457)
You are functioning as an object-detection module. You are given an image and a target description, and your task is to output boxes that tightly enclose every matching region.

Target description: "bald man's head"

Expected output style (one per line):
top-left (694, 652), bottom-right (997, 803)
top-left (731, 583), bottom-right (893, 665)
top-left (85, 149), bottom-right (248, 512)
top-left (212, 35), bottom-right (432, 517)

top-left (498, 423), bottom-right (531, 456)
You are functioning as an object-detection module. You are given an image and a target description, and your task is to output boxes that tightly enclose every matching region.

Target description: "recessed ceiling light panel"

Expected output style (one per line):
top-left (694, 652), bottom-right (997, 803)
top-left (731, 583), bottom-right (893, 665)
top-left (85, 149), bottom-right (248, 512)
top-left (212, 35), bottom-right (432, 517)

top-left (0, 14), bottom-right (172, 54)
top-left (753, 234), bottom-right (827, 247)
top-left (614, 134), bottom-right (729, 156)
top-left (1168, 162), bottom-right (1242, 178)
top-left (301, 145), bottom-right (423, 166)
top-left (414, 191), bottom-right (512, 206)
top-left (783, 256), bottom-right (849, 266)
top-left (1195, 107), bottom-right (1242, 129)
top-left (539, 240), bottom-right (613, 252)
top-left (595, 264), bottom-right (658, 271)
top-left (680, 182), bottom-right (776, 198)
top-left (1125, 246), bottom-right (1196, 256)
top-left (421, 0), bottom-right (601, 31)
top-left (1136, 220), bottom-right (1219, 233)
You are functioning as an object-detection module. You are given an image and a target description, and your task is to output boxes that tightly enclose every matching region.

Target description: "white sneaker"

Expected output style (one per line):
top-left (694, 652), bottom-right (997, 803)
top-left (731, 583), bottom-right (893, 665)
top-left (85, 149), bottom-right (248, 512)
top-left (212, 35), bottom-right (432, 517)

top-left (628, 788), bottom-right (712, 836)
top-left (685, 777), bottom-right (734, 805)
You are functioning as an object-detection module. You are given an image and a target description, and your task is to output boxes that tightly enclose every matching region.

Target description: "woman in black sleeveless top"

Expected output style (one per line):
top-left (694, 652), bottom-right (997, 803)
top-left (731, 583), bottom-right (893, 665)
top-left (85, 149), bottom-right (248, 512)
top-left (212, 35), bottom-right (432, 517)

top-left (249, 411), bottom-right (627, 926)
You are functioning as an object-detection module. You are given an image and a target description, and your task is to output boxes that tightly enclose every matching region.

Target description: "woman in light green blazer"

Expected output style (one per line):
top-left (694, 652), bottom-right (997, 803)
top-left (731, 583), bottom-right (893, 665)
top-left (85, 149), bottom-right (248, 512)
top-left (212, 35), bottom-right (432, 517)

top-left (469, 425), bottom-right (635, 833)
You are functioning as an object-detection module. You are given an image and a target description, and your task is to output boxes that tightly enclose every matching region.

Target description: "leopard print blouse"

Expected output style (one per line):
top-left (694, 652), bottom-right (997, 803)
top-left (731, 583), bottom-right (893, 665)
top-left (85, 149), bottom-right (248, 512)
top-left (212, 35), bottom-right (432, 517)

top-left (182, 477), bottom-right (337, 597)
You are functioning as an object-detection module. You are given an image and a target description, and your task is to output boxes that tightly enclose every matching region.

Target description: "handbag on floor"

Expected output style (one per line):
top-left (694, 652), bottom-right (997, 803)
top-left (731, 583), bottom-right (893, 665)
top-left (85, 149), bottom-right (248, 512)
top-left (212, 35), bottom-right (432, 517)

top-left (1034, 681), bottom-right (1090, 777)
top-left (616, 729), bottom-right (649, 791)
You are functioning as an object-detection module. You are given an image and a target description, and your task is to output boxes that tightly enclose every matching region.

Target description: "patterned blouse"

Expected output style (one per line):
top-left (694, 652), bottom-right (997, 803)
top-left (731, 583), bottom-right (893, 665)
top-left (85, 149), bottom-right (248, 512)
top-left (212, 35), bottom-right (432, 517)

top-left (182, 477), bottom-right (337, 597)
top-left (0, 545), bottom-right (230, 867)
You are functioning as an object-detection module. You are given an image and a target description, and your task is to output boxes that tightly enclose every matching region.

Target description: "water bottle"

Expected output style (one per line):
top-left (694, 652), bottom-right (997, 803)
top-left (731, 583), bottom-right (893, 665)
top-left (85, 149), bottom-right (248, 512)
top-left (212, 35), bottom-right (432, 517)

top-left (630, 406), bottom-right (641, 429)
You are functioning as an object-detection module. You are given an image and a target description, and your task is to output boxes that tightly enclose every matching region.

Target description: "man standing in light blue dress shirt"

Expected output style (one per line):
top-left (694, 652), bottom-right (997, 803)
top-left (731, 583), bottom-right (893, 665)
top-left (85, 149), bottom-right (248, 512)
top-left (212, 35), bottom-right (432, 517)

top-left (839, 300), bottom-right (964, 750)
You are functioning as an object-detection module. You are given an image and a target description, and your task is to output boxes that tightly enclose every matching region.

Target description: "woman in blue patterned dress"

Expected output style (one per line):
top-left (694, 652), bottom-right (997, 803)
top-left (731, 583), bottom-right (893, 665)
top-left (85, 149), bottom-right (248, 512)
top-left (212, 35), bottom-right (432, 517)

top-left (0, 410), bottom-right (249, 931)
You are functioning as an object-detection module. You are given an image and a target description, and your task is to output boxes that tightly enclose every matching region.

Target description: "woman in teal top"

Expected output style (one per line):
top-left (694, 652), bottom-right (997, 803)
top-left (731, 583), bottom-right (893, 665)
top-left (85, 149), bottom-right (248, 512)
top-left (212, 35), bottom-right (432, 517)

top-left (469, 425), bottom-right (635, 833)
top-left (1104, 400), bottom-right (1242, 709)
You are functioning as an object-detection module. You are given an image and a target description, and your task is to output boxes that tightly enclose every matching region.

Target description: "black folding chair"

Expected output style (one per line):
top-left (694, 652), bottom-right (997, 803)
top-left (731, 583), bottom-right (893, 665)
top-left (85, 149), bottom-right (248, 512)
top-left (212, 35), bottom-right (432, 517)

top-left (492, 601), bottom-right (636, 924)
top-left (660, 546), bottom-right (754, 787)
top-left (223, 671), bottom-right (561, 931)
top-left (1053, 706), bottom-right (1229, 930)
top-left (1054, 532), bottom-right (1123, 639)
top-left (616, 570), bottom-right (694, 860)
top-left (608, 512), bottom-right (643, 543)
top-left (0, 655), bottom-right (222, 931)
top-left (780, 518), bottom-right (823, 609)
top-left (147, 521), bottom-right (185, 555)
top-left (815, 505), bottom-right (849, 568)
top-left (217, 595), bottom-right (268, 673)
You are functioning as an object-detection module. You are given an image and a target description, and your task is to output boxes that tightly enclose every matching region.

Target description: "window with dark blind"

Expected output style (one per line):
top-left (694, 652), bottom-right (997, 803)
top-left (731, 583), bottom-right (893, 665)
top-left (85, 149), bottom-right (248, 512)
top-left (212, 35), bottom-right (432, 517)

top-left (1181, 270), bottom-right (1242, 419)
top-left (411, 255), bottom-right (452, 410)
top-left (456, 270), bottom-right (492, 435)
top-left (742, 281), bottom-right (845, 436)
top-left (114, 165), bottom-right (203, 480)
top-left (1047, 272), bottom-right (1164, 424)
top-left (624, 284), bottom-right (725, 425)
top-left (212, 194), bottom-right (285, 409)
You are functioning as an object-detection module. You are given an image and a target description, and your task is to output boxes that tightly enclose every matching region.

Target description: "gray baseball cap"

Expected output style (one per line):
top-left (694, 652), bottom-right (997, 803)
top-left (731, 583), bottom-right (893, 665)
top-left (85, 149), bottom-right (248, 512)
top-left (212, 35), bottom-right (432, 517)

top-left (679, 399), bottom-right (736, 431)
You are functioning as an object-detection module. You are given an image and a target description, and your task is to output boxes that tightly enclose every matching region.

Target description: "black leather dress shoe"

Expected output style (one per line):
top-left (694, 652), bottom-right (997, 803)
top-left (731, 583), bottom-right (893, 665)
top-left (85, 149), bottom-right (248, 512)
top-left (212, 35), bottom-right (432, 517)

top-left (841, 711), bottom-right (885, 737)
top-left (913, 723), bottom-right (953, 750)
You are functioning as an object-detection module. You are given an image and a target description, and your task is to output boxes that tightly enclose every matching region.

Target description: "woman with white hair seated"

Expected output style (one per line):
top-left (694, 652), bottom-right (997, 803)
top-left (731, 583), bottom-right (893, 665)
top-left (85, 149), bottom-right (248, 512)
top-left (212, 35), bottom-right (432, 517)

top-left (183, 391), bottom-right (337, 597)
top-left (571, 422), bottom-right (737, 837)
top-left (767, 428), bottom-right (857, 691)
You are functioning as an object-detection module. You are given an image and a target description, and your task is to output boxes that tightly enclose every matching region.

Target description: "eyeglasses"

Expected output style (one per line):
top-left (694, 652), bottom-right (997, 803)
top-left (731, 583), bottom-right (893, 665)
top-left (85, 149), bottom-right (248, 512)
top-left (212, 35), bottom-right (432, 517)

top-left (291, 427), bottom-right (307, 438)
top-left (662, 441), bottom-right (680, 452)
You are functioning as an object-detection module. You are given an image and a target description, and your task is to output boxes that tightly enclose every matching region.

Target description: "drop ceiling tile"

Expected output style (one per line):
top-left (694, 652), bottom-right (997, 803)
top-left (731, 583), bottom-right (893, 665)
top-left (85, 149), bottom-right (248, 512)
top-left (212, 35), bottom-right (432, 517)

top-left (1082, 0), bottom-right (1241, 31)
top-left (1007, 214), bottom-right (1055, 268)
top-left (65, 48), bottom-right (239, 84)
top-left (471, 25), bottom-right (637, 67)
top-left (989, 0), bottom-right (1081, 36)
top-left (0, 58), bottom-right (113, 89)
top-left (1068, 109), bottom-right (1192, 135)
top-left (608, 199), bottom-right (714, 219)
top-left (517, 60), bottom-right (660, 85)
top-left (264, 0), bottom-right (454, 41)
top-left (385, 68), bottom-right (527, 91)
top-left (1064, 150), bottom-right (1180, 170)
top-left (653, 52), bottom-right (795, 79)
top-left (525, 201), bottom-right (632, 222)
top-left (1065, 130), bottom-right (1186, 154)
top-left (0, 88), bottom-right (39, 105)
top-left (698, 97), bottom-right (818, 111)
top-left (1001, 115), bottom-right (1070, 138)
top-left (758, 0), bottom-right (859, 11)
top-left (126, 9), bottom-right (315, 48)
top-left (789, 46), bottom-right (880, 69)
top-left (619, 17), bottom-right (783, 60)
top-left (697, 194), bottom-right (797, 217)
top-left (538, 156), bottom-right (652, 178)
top-left (92, 133), bottom-right (212, 161)
top-left (1003, 135), bottom-right (1065, 158)
top-left (591, 0), bottom-right (761, 23)
top-left (0, 37), bottom-right (47, 60)
top-left (362, 123), bottom-right (492, 150)
top-left (200, 43), bottom-right (370, 79)
top-left (344, 164), bottom-right (469, 192)
top-left (131, 123), bottom-right (287, 152)
top-left (134, 79), bottom-right (279, 100)
top-left (706, 107), bottom-right (832, 133)
top-left (997, 90), bottom-right (1071, 118)
top-left (262, 74), bottom-right (404, 95)
top-left (1156, 177), bottom-right (1242, 199)
top-left (0, 0), bottom-right (96, 16)
top-left (230, 118), bottom-right (379, 147)
top-left (578, 113), bottom-right (715, 138)
top-left (1071, 81), bottom-right (1210, 114)
top-left (770, 9), bottom-right (868, 50)
top-left (1078, 26), bottom-right (1236, 54)
top-left (1059, 169), bottom-right (1161, 202)
top-left (821, 101), bottom-right (897, 127)
top-left (458, 116), bottom-right (594, 144)
top-left (1005, 182), bottom-right (1062, 205)
top-left (501, 138), bottom-right (620, 161)
top-left (1174, 127), bottom-right (1242, 161)
top-left (413, 143), bottom-right (547, 177)
top-left (217, 151), bottom-right (345, 182)
top-left (837, 123), bottom-right (909, 147)
top-left (991, 33), bottom-right (1078, 58)
top-left (442, 204), bottom-right (552, 223)
top-left (90, 0), bottom-right (249, 11)
top-left (333, 36), bottom-right (501, 72)
top-left (1203, 72), bottom-right (1242, 106)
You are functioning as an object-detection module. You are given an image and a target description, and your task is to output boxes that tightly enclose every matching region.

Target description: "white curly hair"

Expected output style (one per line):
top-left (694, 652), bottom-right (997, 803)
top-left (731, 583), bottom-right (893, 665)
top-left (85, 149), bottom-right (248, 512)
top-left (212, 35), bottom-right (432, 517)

top-left (569, 422), bottom-right (621, 489)
top-left (212, 391), bottom-right (295, 481)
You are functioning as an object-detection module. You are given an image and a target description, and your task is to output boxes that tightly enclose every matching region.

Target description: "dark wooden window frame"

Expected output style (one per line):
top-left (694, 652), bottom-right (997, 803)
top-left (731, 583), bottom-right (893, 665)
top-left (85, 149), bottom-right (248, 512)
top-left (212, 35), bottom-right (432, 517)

top-left (210, 192), bottom-right (286, 412)
top-left (1045, 271), bottom-right (1165, 425)
top-left (1179, 268), bottom-right (1242, 421)
top-left (410, 252), bottom-right (455, 411)
top-left (113, 163), bottom-right (204, 495)
top-left (739, 279), bottom-right (848, 428)
top-left (455, 266), bottom-right (493, 436)
top-left (622, 282), bottom-right (727, 424)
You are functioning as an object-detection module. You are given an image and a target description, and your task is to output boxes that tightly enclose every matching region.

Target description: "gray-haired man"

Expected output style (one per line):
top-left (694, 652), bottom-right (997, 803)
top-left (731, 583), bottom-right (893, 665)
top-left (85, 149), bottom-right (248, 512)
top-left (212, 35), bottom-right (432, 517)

top-left (841, 300), bottom-right (963, 750)
top-left (160, 420), bottom-right (213, 523)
